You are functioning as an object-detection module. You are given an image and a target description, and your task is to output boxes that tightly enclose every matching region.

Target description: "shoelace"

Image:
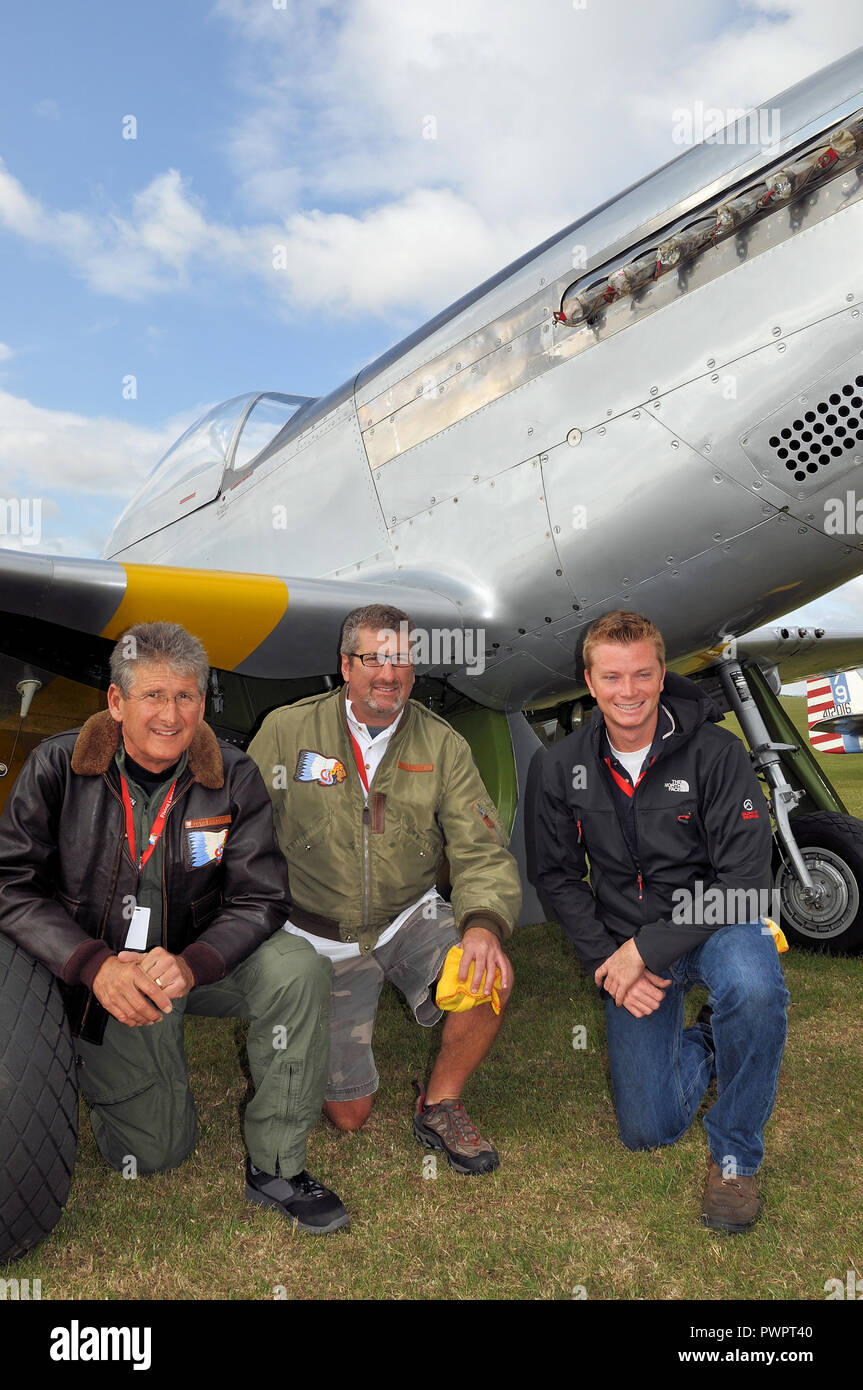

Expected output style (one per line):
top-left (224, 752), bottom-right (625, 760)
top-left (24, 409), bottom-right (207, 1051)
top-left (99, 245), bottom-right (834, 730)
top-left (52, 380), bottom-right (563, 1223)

top-left (294, 1170), bottom-right (328, 1198)
top-left (427, 1100), bottom-right (481, 1147)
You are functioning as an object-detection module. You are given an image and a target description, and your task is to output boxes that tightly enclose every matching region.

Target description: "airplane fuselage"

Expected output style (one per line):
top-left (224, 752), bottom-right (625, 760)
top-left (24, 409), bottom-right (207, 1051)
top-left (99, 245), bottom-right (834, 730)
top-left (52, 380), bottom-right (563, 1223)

top-left (106, 50), bottom-right (863, 711)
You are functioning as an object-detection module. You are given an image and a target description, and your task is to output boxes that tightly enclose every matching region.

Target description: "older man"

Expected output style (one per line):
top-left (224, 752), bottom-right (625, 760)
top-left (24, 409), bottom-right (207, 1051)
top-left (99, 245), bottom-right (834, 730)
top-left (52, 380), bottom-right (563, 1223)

top-left (248, 604), bottom-right (521, 1175)
top-left (0, 621), bottom-right (347, 1235)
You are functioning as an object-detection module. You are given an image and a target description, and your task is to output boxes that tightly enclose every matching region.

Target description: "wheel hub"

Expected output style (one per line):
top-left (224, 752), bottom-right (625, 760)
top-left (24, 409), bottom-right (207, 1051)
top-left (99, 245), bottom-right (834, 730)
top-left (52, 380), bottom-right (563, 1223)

top-left (778, 848), bottom-right (858, 939)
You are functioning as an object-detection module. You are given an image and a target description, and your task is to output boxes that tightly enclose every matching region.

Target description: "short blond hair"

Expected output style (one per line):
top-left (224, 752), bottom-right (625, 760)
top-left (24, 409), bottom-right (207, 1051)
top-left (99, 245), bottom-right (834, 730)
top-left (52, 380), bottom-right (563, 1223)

top-left (581, 610), bottom-right (665, 673)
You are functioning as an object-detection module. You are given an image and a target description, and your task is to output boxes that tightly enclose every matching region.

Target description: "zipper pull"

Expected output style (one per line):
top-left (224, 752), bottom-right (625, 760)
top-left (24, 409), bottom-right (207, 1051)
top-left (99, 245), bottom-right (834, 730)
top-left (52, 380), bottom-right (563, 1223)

top-left (577, 818), bottom-right (583, 844)
top-left (362, 806), bottom-right (370, 825)
top-left (637, 872), bottom-right (643, 901)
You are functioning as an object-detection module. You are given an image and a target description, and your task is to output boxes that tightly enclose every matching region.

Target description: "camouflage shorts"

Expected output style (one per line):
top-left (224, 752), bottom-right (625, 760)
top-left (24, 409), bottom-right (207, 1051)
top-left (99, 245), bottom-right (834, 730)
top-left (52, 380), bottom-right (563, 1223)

top-left (326, 895), bottom-right (459, 1102)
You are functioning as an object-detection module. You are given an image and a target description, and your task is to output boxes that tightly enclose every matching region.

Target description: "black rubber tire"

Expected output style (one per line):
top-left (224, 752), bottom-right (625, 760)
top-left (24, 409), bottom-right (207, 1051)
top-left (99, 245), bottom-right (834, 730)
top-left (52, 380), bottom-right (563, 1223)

top-left (775, 812), bottom-right (863, 954)
top-left (0, 935), bottom-right (78, 1263)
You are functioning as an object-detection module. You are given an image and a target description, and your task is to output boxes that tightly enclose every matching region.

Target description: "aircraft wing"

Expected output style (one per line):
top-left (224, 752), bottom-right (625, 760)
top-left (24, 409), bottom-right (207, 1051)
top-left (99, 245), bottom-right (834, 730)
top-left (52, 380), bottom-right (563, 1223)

top-left (0, 548), bottom-right (466, 693)
top-left (733, 626), bottom-right (863, 685)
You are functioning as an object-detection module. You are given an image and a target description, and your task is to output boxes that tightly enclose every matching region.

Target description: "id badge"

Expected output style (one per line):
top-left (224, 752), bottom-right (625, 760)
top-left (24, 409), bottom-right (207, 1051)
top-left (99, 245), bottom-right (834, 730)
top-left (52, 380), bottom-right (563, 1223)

top-left (123, 905), bottom-right (151, 951)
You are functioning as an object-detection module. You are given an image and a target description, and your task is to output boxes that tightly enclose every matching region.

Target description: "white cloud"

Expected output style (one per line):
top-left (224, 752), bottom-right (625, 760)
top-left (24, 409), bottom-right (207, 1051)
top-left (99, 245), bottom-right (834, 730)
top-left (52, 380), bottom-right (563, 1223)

top-left (0, 158), bottom-right (515, 317)
top-left (4, 1), bottom-right (863, 322)
top-left (0, 343), bottom-right (14, 362)
top-left (0, 388), bottom-right (196, 498)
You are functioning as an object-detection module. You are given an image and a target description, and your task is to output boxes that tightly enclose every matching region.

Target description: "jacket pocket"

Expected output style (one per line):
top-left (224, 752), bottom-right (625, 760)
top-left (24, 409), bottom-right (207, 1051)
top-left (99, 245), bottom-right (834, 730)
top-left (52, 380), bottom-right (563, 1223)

top-left (190, 887), bottom-right (222, 931)
top-left (283, 811), bottom-right (333, 858)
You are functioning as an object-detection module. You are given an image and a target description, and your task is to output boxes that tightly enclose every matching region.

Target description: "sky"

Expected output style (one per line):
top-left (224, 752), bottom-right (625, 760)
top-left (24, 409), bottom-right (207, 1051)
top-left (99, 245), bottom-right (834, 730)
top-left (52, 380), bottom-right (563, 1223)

top-left (2, 0), bottom-right (863, 633)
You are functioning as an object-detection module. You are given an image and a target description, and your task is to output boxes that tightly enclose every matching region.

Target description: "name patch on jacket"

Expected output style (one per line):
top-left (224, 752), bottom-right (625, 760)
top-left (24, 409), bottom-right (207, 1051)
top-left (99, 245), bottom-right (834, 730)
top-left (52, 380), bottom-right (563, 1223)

top-left (183, 816), bottom-right (231, 869)
top-left (294, 750), bottom-right (347, 786)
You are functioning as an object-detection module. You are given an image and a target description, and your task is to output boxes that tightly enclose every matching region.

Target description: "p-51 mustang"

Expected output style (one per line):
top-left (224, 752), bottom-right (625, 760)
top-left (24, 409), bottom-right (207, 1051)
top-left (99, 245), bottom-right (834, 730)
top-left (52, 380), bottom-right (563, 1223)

top-left (4, 45), bottom-right (863, 1261)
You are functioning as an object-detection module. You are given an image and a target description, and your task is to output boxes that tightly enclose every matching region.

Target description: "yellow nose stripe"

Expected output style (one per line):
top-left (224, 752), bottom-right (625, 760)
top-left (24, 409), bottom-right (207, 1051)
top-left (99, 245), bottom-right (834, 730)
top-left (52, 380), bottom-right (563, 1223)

top-left (101, 566), bottom-right (289, 669)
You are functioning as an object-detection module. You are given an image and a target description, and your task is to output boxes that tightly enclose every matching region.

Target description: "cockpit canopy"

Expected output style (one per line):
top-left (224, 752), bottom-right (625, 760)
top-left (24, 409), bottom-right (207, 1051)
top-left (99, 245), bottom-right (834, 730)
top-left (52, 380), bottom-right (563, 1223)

top-left (105, 391), bottom-right (313, 555)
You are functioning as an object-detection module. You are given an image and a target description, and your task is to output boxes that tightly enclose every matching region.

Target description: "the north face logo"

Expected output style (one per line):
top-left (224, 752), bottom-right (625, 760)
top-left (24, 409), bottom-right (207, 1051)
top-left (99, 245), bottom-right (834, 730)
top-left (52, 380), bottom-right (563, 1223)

top-left (665, 779), bottom-right (690, 792)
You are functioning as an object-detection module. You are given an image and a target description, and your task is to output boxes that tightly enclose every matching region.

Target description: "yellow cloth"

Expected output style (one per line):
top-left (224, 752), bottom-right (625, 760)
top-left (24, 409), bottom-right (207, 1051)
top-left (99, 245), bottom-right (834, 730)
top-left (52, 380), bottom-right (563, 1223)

top-left (435, 945), bottom-right (502, 1015)
top-left (761, 917), bottom-right (789, 953)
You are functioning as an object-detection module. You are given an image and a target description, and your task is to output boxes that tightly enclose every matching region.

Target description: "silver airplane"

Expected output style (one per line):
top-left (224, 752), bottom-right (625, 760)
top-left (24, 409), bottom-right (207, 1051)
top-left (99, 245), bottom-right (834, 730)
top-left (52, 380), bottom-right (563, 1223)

top-left (4, 46), bottom-right (863, 963)
top-left (7, 41), bottom-right (863, 1269)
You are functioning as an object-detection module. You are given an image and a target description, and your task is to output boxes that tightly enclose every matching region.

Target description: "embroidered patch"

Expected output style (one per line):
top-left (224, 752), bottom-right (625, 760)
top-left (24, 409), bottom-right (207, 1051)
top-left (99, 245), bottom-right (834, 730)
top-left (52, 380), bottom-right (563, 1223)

top-left (398, 761), bottom-right (434, 771)
top-left (185, 827), bottom-right (229, 868)
top-left (665, 779), bottom-right (690, 792)
top-left (741, 797), bottom-right (759, 821)
top-left (184, 815), bottom-right (232, 829)
top-left (294, 750), bottom-right (348, 786)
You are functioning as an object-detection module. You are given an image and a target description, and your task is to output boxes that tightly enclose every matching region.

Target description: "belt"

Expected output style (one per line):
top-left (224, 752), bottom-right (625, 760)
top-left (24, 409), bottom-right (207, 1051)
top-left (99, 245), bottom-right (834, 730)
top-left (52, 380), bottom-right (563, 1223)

top-left (289, 905), bottom-right (343, 941)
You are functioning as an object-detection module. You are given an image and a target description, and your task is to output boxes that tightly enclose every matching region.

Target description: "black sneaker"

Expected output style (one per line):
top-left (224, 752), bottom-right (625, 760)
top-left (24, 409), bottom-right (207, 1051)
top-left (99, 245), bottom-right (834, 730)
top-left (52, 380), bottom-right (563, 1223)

top-left (413, 1092), bottom-right (500, 1176)
top-left (245, 1158), bottom-right (349, 1234)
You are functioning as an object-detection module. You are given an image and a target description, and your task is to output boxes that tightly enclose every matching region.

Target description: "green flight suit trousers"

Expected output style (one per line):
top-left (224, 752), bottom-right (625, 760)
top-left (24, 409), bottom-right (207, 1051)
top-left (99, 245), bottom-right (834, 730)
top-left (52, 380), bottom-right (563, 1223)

top-left (75, 931), bottom-right (331, 1179)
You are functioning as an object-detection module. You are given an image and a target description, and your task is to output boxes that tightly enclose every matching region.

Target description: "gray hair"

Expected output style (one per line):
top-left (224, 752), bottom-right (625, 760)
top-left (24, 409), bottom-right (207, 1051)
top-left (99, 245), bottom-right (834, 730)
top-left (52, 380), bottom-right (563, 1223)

top-left (109, 622), bottom-right (210, 696)
top-left (339, 604), bottom-right (413, 656)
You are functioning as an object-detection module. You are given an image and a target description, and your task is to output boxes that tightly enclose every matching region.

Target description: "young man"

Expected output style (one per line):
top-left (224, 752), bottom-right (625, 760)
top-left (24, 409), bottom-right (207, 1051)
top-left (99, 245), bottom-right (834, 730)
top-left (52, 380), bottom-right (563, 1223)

top-left (0, 621), bottom-right (347, 1235)
top-left (248, 604), bottom-right (521, 1175)
top-left (533, 610), bottom-right (789, 1232)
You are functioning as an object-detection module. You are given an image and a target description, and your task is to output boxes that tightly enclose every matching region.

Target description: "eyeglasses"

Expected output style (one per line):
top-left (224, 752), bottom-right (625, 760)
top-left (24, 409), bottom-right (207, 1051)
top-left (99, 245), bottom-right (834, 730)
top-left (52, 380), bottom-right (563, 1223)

top-left (349, 652), bottom-right (413, 668)
top-left (127, 691), bottom-right (202, 710)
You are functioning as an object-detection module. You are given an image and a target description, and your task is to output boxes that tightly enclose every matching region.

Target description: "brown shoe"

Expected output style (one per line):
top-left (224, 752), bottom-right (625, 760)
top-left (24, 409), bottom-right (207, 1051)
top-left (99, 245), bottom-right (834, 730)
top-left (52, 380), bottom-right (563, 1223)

top-left (413, 1092), bottom-right (500, 1175)
top-left (702, 1160), bottom-right (761, 1233)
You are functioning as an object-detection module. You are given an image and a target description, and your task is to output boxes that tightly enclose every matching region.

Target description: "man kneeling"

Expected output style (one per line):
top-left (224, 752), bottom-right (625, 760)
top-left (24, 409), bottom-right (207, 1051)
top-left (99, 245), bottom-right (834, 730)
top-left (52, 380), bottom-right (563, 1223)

top-left (534, 610), bottom-right (789, 1232)
top-left (0, 622), bottom-right (347, 1235)
top-left (249, 605), bottom-right (522, 1174)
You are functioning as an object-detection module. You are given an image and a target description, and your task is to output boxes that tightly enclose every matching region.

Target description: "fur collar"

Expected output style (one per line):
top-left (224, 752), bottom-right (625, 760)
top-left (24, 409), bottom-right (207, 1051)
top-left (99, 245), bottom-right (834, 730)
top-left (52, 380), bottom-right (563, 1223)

top-left (70, 710), bottom-right (224, 788)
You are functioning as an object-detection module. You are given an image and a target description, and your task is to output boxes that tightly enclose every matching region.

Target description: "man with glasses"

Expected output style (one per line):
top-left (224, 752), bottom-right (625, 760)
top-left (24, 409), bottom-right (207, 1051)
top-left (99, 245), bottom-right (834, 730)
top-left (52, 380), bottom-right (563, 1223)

top-left (248, 605), bottom-right (521, 1174)
top-left (0, 621), bottom-right (348, 1235)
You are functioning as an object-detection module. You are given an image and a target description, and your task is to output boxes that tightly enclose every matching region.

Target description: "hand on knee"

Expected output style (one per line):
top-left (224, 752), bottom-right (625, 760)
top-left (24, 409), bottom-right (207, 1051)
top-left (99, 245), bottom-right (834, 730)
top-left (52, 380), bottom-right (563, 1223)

top-left (324, 1096), bottom-right (374, 1132)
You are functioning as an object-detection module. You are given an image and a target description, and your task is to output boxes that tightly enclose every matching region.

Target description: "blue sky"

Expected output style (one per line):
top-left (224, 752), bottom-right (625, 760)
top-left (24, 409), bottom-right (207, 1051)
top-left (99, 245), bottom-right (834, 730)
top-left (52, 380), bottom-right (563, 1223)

top-left (2, 0), bottom-right (863, 633)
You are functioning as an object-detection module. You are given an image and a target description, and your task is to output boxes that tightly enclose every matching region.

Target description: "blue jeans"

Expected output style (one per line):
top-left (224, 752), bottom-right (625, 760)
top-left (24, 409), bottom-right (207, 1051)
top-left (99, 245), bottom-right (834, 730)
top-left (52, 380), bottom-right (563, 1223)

top-left (603, 923), bottom-right (789, 1174)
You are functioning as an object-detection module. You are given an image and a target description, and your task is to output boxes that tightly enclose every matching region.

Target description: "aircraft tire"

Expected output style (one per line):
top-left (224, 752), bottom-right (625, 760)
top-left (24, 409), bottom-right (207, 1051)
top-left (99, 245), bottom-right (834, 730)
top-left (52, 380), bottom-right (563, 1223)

top-left (0, 935), bottom-right (78, 1263)
top-left (775, 811), bottom-right (863, 953)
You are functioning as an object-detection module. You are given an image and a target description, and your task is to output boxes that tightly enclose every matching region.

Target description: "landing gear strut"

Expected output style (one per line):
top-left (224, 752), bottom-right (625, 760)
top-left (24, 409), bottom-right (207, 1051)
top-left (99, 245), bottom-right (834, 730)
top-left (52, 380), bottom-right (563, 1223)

top-left (717, 658), bottom-right (863, 952)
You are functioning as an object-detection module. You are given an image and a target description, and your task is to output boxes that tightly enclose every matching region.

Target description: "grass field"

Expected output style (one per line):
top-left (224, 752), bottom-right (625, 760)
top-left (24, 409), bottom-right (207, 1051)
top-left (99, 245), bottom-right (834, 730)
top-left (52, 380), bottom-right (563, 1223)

top-left (4, 699), bottom-right (862, 1301)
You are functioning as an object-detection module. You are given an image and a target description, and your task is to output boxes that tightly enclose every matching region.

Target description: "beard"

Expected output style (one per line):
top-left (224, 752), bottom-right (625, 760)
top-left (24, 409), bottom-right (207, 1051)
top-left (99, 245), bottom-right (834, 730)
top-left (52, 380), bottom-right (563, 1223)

top-left (364, 685), bottom-right (407, 715)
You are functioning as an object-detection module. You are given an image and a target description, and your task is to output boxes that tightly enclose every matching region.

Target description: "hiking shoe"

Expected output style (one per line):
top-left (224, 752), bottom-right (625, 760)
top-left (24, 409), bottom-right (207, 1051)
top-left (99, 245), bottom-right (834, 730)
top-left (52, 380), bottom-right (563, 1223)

top-left (245, 1158), bottom-right (350, 1234)
top-left (701, 1160), bottom-right (761, 1233)
top-left (413, 1092), bottom-right (500, 1176)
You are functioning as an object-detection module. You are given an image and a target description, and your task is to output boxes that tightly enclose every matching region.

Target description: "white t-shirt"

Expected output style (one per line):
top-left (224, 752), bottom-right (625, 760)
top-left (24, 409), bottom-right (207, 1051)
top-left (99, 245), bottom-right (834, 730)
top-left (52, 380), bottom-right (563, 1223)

top-left (284, 696), bottom-right (431, 961)
top-left (606, 738), bottom-right (652, 787)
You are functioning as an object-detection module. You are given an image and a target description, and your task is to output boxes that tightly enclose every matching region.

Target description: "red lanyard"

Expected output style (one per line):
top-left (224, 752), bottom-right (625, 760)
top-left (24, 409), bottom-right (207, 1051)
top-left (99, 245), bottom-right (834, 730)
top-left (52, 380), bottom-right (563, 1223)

top-left (348, 731), bottom-right (369, 794)
top-left (120, 775), bottom-right (177, 873)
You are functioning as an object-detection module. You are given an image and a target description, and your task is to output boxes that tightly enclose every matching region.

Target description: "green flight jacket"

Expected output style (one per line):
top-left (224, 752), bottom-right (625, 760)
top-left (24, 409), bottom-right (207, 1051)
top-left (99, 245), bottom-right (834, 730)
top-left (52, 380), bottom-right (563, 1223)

top-left (247, 687), bottom-right (521, 954)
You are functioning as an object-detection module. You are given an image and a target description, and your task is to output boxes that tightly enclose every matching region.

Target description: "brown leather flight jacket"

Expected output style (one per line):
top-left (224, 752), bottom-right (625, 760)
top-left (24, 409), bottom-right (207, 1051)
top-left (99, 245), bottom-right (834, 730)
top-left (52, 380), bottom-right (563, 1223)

top-left (0, 712), bottom-right (291, 992)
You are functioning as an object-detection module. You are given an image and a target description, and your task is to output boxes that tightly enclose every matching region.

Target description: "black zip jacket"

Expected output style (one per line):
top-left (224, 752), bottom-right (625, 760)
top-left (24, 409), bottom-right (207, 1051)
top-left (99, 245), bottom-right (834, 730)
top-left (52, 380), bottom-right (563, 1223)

top-left (0, 711), bottom-right (291, 990)
top-left (533, 672), bottom-right (773, 976)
